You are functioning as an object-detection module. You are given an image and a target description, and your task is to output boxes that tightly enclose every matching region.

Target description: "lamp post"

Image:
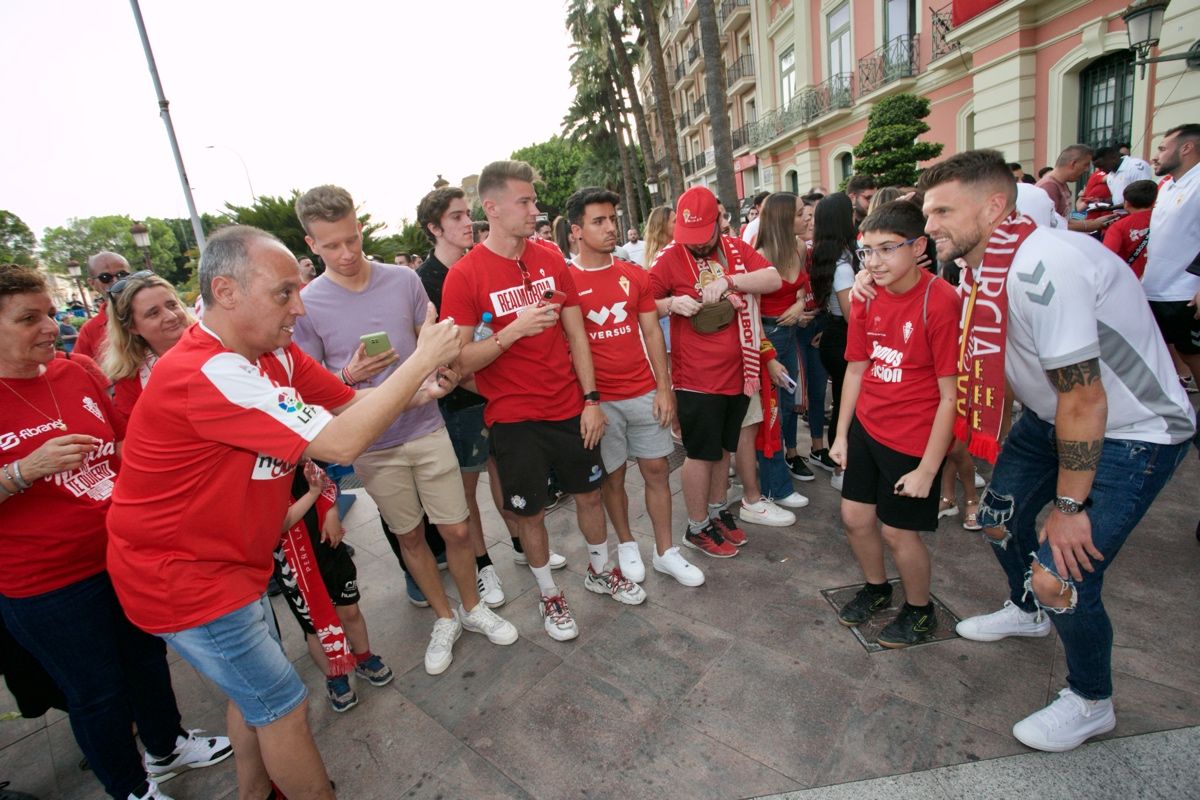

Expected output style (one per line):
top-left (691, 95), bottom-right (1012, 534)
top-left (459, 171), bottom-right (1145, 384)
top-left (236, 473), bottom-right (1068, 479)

top-left (65, 259), bottom-right (92, 318)
top-left (1122, 0), bottom-right (1200, 78)
top-left (130, 221), bottom-right (153, 270)
top-left (646, 176), bottom-right (661, 207)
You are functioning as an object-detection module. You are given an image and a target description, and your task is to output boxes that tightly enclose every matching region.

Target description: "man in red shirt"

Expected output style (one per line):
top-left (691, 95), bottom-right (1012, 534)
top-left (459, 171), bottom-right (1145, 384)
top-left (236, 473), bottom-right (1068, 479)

top-left (649, 186), bottom-right (782, 558)
top-left (566, 187), bottom-right (704, 589)
top-left (1102, 179), bottom-right (1156, 278)
top-left (107, 225), bottom-right (461, 800)
top-left (441, 160), bottom-right (615, 643)
top-left (72, 251), bottom-right (130, 362)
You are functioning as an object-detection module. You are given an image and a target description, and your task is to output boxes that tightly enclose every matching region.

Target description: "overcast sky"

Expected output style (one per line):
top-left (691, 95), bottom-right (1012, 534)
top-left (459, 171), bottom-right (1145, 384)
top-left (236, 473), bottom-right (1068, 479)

top-left (1, 1), bottom-right (576, 244)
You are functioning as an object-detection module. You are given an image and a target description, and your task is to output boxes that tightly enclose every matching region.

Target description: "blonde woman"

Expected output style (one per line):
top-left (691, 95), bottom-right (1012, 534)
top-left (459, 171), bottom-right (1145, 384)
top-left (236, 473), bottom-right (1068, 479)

top-left (103, 270), bottom-right (193, 427)
top-left (642, 205), bottom-right (676, 268)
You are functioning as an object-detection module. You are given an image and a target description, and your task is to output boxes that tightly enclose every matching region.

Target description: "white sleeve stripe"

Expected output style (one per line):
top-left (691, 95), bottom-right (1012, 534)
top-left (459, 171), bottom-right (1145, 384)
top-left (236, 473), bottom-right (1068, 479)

top-left (1038, 343), bottom-right (1102, 371)
top-left (198, 352), bottom-right (334, 442)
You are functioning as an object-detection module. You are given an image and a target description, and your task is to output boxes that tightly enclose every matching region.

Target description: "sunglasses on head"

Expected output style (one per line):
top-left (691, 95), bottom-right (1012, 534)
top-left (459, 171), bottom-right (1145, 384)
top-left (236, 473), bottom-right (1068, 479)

top-left (515, 259), bottom-right (534, 293)
top-left (109, 270), bottom-right (154, 296)
top-left (95, 270), bottom-right (130, 285)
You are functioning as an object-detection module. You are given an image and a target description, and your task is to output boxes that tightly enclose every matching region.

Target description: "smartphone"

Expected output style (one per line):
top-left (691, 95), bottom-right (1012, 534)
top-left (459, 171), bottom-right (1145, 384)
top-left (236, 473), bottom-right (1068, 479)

top-left (360, 331), bottom-right (392, 357)
top-left (542, 289), bottom-right (567, 306)
top-left (781, 374), bottom-right (798, 394)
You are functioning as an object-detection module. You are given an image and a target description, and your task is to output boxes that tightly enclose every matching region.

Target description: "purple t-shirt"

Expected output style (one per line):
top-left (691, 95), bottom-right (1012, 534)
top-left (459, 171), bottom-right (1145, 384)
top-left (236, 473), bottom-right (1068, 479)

top-left (293, 263), bottom-right (443, 452)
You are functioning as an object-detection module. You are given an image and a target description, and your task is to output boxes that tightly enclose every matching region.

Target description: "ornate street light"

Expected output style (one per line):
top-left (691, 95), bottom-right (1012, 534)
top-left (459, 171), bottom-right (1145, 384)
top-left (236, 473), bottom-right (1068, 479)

top-left (65, 259), bottom-right (92, 318)
top-left (130, 221), bottom-right (153, 270)
top-left (1122, 0), bottom-right (1200, 78)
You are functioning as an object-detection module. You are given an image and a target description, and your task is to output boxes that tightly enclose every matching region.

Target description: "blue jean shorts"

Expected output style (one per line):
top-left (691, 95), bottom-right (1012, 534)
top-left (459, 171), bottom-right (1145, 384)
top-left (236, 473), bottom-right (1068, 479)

top-left (440, 403), bottom-right (489, 473)
top-left (161, 595), bottom-right (306, 727)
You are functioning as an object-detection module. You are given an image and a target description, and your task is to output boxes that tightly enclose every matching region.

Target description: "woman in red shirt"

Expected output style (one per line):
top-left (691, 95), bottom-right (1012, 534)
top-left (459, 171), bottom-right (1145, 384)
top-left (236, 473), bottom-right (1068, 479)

top-left (0, 265), bottom-right (228, 800)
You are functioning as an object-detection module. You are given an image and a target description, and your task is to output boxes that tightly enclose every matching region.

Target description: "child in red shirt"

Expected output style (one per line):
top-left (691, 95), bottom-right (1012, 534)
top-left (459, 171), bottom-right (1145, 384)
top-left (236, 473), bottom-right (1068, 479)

top-left (828, 200), bottom-right (960, 648)
top-left (1102, 179), bottom-right (1157, 278)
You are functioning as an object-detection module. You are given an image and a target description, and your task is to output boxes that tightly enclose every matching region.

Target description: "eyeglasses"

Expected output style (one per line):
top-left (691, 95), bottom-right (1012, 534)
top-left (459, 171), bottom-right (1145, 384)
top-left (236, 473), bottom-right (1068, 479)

top-left (855, 238), bottom-right (920, 263)
top-left (515, 259), bottom-right (534, 293)
top-left (95, 270), bottom-right (130, 285)
top-left (109, 270), bottom-right (154, 296)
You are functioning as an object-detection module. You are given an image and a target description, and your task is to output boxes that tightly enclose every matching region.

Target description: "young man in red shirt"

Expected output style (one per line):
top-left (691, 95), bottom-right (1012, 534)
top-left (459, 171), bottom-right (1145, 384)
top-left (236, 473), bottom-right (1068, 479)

top-left (1101, 179), bottom-right (1156, 278)
top-left (566, 187), bottom-right (704, 588)
top-left (649, 186), bottom-right (783, 558)
top-left (441, 161), bottom-right (624, 642)
top-left (829, 200), bottom-right (960, 648)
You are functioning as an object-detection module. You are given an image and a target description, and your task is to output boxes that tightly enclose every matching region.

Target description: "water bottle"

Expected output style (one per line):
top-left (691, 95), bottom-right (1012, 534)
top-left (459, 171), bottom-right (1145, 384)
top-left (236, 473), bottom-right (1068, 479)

top-left (472, 312), bottom-right (494, 341)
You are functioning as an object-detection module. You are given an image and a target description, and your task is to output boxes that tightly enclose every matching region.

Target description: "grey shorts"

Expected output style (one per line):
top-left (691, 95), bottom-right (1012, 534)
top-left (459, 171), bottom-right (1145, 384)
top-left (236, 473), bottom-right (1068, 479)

top-left (599, 391), bottom-right (675, 474)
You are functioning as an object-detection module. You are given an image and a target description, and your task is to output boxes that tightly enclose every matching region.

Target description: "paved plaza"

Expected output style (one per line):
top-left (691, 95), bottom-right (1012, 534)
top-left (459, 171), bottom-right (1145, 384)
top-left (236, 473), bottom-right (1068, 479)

top-left (2, 438), bottom-right (1197, 799)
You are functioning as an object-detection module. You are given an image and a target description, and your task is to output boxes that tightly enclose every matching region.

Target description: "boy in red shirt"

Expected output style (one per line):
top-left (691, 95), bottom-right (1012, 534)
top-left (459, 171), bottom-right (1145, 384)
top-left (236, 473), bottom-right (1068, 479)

top-left (829, 200), bottom-right (960, 648)
top-left (1102, 179), bottom-right (1156, 278)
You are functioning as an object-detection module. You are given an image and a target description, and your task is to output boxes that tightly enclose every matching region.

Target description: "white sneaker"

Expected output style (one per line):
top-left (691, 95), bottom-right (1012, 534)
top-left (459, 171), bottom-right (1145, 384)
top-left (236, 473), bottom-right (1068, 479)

top-left (830, 471), bottom-right (844, 492)
top-left (424, 611), bottom-right (462, 675)
top-left (974, 472), bottom-right (987, 489)
top-left (738, 498), bottom-right (795, 527)
top-left (459, 602), bottom-right (518, 645)
top-left (539, 590), bottom-right (579, 641)
top-left (955, 600), bottom-right (1052, 642)
top-left (652, 546), bottom-right (705, 587)
top-left (617, 541), bottom-right (645, 583)
top-left (514, 550), bottom-right (567, 569)
top-left (1012, 688), bottom-right (1115, 752)
top-left (143, 730), bottom-right (232, 782)
top-left (128, 779), bottom-right (174, 800)
top-left (776, 491), bottom-right (810, 509)
top-left (476, 565), bottom-right (505, 608)
top-left (584, 566), bottom-right (647, 605)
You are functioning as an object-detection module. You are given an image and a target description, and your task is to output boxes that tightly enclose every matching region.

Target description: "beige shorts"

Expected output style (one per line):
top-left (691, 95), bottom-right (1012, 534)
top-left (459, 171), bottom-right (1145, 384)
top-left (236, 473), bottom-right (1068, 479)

top-left (353, 427), bottom-right (468, 533)
top-left (741, 390), bottom-right (763, 427)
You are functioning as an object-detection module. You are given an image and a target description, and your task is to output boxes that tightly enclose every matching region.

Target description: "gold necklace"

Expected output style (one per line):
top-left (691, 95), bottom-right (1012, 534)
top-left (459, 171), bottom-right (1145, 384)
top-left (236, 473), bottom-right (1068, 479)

top-left (0, 370), bottom-right (67, 431)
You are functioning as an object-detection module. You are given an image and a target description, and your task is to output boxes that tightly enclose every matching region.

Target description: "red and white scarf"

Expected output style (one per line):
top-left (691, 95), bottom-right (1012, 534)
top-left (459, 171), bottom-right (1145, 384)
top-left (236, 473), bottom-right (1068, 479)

top-left (954, 213), bottom-right (1038, 463)
top-left (686, 236), bottom-right (762, 396)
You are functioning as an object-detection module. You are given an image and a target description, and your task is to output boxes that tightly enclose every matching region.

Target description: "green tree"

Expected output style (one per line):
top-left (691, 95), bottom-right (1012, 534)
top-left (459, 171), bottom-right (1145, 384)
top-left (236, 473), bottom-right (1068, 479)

top-left (40, 216), bottom-right (180, 279)
top-left (511, 136), bottom-right (588, 221)
top-left (0, 210), bottom-right (36, 266)
top-left (222, 192), bottom-right (389, 268)
top-left (851, 94), bottom-right (944, 188)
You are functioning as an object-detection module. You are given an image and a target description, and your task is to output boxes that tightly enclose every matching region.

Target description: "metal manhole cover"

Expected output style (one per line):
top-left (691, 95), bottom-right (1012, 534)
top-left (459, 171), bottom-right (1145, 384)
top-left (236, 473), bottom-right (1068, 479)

top-left (820, 579), bottom-right (961, 653)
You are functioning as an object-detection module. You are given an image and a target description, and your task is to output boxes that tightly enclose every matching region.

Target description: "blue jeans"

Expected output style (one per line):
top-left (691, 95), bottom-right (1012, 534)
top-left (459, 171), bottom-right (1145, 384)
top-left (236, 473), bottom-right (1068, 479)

top-left (763, 320), bottom-right (800, 453)
top-left (0, 573), bottom-right (184, 799)
top-left (757, 448), bottom-right (795, 501)
top-left (977, 411), bottom-right (1192, 700)
top-left (796, 317), bottom-right (827, 443)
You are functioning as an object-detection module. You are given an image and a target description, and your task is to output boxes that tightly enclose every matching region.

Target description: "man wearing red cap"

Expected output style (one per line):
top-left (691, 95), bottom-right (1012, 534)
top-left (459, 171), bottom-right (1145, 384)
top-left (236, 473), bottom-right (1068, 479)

top-left (649, 187), bottom-right (784, 557)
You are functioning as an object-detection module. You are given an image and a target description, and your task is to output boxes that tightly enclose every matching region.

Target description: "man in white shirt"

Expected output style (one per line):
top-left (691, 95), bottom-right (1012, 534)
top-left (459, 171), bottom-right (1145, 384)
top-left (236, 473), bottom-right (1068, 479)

top-left (739, 191), bottom-right (769, 246)
top-left (624, 227), bottom-right (646, 266)
top-left (1142, 124), bottom-right (1200, 380)
top-left (1093, 146), bottom-right (1154, 207)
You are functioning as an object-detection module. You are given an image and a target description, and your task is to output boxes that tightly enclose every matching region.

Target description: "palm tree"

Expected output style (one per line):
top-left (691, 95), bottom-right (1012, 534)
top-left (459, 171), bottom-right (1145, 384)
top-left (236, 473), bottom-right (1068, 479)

top-left (601, 5), bottom-right (656, 209)
top-left (633, 0), bottom-right (685, 200)
top-left (697, 0), bottom-right (738, 215)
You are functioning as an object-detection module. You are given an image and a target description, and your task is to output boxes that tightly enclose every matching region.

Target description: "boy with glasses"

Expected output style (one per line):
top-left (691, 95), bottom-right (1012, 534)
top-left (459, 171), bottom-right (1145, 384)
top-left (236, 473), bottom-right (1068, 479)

top-left (829, 200), bottom-right (960, 648)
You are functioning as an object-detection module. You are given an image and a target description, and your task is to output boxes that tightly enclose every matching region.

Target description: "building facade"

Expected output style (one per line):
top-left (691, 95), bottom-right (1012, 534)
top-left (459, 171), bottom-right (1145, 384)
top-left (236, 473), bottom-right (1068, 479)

top-left (639, 0), bottom-right (1199, 205)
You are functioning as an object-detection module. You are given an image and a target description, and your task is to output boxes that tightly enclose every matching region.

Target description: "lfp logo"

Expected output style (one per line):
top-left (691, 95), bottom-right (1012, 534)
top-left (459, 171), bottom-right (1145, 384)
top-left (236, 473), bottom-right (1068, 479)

top-left (278, 391), bottom-right (303, 413)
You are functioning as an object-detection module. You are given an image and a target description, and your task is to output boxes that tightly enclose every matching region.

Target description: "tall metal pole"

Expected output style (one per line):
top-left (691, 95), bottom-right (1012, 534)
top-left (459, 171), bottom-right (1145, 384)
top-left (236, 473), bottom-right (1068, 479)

top-left (129, 0), bottom-right (206, 254)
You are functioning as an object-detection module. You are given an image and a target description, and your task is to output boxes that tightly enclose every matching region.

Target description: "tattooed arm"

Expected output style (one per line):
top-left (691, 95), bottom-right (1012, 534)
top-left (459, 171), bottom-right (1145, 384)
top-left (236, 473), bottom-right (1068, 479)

top-left (1042, 357), bottom-right (1109, 579)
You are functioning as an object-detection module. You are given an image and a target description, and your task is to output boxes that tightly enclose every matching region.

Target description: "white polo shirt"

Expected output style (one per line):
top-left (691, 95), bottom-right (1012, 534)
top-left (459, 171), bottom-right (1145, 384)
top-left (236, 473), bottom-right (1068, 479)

top-left (1106, 156), bottom-right (1153, 205)
top-left (1015, 182), bottom-right (1062, 229)
top-left (1142, 163), bottom-right (1200, 302)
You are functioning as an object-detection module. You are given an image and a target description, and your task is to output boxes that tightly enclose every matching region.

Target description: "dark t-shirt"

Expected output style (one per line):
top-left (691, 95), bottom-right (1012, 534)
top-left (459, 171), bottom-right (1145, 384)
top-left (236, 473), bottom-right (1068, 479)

top-left (417, 253), bottom-right (485, 412)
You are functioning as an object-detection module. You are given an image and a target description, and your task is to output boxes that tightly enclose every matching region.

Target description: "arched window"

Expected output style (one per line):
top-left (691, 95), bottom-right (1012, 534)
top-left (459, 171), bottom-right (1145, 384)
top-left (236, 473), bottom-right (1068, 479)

top-left (1078, 50), bottom-right (1135, 148)
top-left (785, 169), bottom-right (799, 194)
top-left (838, 152), bottom-right (854, 183)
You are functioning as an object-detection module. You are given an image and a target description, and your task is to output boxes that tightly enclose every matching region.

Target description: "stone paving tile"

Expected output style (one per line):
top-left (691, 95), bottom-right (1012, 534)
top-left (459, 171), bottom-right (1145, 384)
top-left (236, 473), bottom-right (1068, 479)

top-left (397, 745), bottom-right (534, 799)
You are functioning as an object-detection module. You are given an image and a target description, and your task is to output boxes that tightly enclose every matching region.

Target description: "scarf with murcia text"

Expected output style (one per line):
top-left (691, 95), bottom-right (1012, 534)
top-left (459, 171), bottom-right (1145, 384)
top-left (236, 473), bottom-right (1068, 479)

top-left (954, 213), bottom-right (1038, 463)
top-left (684, 236), bottom-right (762, 397)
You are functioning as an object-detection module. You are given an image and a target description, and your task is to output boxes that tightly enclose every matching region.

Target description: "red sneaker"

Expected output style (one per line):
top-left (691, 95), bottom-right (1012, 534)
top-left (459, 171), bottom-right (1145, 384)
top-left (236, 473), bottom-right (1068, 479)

top-left (712, 508), bottom-right (748, 546)
top-left (683, 522), bottom-right (738, 558)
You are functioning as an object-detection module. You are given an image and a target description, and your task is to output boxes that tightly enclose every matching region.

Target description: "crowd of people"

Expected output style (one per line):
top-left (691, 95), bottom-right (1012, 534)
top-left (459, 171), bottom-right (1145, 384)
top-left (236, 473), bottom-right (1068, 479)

top-left (0, 123), bottom-right (1197, 800)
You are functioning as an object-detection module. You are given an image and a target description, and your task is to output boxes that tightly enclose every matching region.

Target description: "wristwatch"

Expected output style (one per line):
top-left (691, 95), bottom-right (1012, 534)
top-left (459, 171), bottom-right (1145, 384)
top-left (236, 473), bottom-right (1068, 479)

top-left (583, 391), bottom-right (601, 404)
top-left (1053, 495), bottom-right (1092, 515)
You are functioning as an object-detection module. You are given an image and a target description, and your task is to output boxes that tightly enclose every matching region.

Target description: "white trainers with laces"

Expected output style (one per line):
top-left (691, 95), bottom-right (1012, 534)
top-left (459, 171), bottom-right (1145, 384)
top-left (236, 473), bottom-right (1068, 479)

top-left (128, 779), bottom-right (174, 800)
top-left (738, 498), bottom-right (795, 527)
top-left (424, 611), bottom-right (462, 675)
top-left (514, 550), bottom-right (567, 569)
top-left (143, 729), bottom-right (232, 782)
top-left (652, 546), bottom-right (705, 587)
top-left (617, 541), bottom-right (646, 583)
top-left (776, 491), bottom-right (810, 509)
top-left (955, 600), bottom-right (1052, 642)
top-left (476, 565), bottom-right (505, 608)
top-left (459, 602), bottom-right (518, 645)
top-left (584, 565), bottom-right (647, 605)
top-left (539, 590), bottom-right (579, 641)
top-left (830, 471), bottom-right (844, 492)
top-left (974, 472), bottom-right (987, 489)
top-left (1012, 688), bottom-right (1115, 752)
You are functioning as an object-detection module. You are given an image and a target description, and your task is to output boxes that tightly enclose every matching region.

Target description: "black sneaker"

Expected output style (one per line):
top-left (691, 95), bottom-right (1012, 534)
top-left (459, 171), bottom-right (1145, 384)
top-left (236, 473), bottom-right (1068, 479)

top-left (808, 449), bottom-right (837, 472)
top-left (787, 455), bottom-right (815, 482)
top-left (876, 603), bottom-right (939, 648)
top-left (837, 584), bottom-right (893, 627)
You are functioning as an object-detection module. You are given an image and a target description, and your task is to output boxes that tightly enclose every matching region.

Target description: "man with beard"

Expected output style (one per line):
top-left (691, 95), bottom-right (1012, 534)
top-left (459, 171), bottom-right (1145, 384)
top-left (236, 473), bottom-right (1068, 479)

top-left (846, 175), bottom-right (877, 225)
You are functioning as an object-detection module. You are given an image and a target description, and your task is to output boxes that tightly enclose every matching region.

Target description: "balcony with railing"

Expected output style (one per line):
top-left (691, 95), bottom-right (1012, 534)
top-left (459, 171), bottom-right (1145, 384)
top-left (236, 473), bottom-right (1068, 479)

top-left (674, 61), bottom-right (686, 84)
top-left (686, 42), bottom-right (701, 67)
top-left (731, 120), bottom-right (754, 151)
top-left (931, 3), bottom-right (959, 61)
top-left (692, 95), bottom-right (707, 122)
top-left (682, 150), bottom-right (708, 176)
top-left (719, 0), bottom-right (750, 29)
top-left (747, 73), bottom-right (854, 148)
top-left (858, 34), bottom-right (920, 95)
top-left (726, 53), bottom-right (755, 92)
top-left (677, 107), bottom-right (693, 132)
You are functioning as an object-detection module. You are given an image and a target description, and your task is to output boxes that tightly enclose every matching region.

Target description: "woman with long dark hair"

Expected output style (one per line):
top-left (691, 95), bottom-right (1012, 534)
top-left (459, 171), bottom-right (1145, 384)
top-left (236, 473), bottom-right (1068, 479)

top-left (810, 193), bottom-right (860, 490)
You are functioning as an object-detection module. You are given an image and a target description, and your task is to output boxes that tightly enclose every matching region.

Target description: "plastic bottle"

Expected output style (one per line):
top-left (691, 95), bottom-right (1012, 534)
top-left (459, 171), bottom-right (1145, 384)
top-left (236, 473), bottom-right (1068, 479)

top-left (472, 312), bottom-right (494, 341)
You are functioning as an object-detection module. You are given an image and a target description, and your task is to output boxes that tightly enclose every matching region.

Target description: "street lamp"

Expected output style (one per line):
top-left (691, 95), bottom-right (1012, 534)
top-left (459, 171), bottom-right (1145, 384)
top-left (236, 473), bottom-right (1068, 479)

top-left (130, 221), bottom-right (153, 270)
top-left (65, 259), bottom-right (92, 318)
top-left (1122, 0), bottom-right (1200, 78)
top-left (646, 176), bottom-right (660, 206)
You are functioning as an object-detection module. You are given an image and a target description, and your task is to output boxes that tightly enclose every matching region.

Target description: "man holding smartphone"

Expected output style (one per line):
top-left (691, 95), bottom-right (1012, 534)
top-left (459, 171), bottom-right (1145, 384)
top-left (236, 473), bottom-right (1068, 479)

top-left (293, 185), bottom-right (518, 677)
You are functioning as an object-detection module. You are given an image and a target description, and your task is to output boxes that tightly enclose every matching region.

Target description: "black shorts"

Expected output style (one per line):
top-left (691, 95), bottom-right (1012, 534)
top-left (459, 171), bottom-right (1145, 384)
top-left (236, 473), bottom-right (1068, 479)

top-left (1149, 300), bottom-right (1200, 355)
top-left (675, 390), bottom-right (750, 462)
top-left (489, 416), bottom-right (604, 516)
top-left (840, 417), bottom-right (943, 532)
top-left (273, 532), bottom-right (360, 636)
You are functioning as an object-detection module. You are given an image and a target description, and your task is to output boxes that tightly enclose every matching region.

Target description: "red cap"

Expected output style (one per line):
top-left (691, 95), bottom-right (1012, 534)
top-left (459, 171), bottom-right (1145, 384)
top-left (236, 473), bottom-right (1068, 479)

top-left (673, 186), bottom-right (720, 245)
